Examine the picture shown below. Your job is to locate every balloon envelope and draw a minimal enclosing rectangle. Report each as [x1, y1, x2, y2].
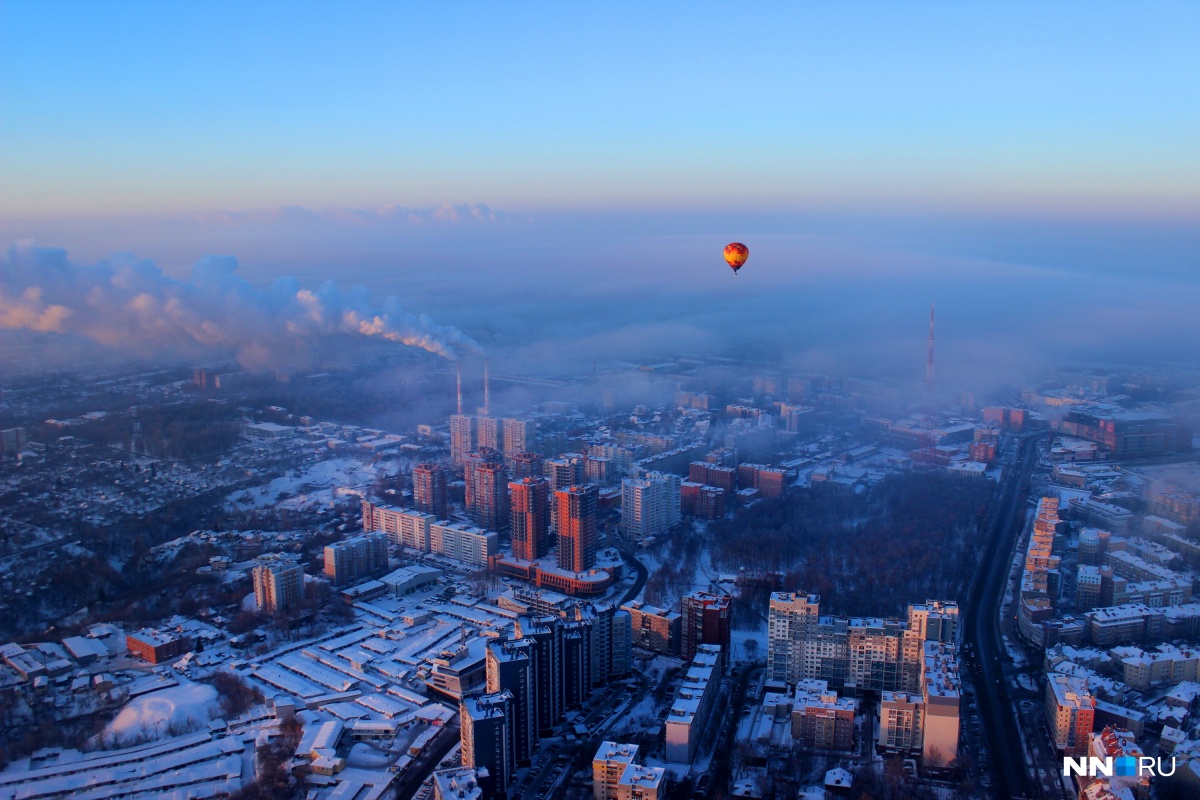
[723, 242, 749, 274]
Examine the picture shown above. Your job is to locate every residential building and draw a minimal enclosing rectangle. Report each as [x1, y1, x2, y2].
[515, 615, 565, 734]
[920, 641, 961, 768]
[465, 449, 509, 531]
[126, 629, 191, 665]
[510, 477, 550, 561]
[450, 414, 474, 465]
[460, 691, 513, 798]
[592, 742, 665, 800]
[768, 593, 954, 695]
[1057, 409, 1190, 458]
[502, 418, 536, 457]
[906, 601, 959, 644]
[486, 639, 536, 766]
[737, 463, 788, 497]
[324, 532, 388, 586]
[593, 741, 638, 800]
[556, 484, 599, 573]
[664, 645, 722, 764]
[430, 521, 497, 567]
[680, 591, 732, 663]
[688, 461, 737, 493]
[477, 416, 501, 452]
[545, 454, 585, 492]
[792, 683, 856, 751]
[620, 472, 681, 539]
[362, 502, 434, 552]
[1046, 672, 1096, 758]
[880, 692, 924, 754]
[680, 482, 725, 519]
[413, 462, 448, 519]
[622, 601, 681, 656]
[617, 765, 664, 800]
[253, 560, 305, 613]
[508, 451, 544, 480]
[432, 767, 487, 800]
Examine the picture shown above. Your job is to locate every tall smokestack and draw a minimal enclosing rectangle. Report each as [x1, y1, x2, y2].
[926, 302, 935, 391]
[484, 358, 491, 416]
[456, 363, 463, 415]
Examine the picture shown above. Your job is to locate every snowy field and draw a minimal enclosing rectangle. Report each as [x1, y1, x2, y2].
[99, 680, 219, 746]
[224, 457, 398, 512]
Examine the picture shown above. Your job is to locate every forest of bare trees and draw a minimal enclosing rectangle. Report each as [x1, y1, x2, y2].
[710, 471, 995, 618]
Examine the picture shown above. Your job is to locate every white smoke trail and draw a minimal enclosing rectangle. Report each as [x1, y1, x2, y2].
[0, 241, 482, 366]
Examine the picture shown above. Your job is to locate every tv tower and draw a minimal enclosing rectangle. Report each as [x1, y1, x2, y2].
[926, 303, 935, 391]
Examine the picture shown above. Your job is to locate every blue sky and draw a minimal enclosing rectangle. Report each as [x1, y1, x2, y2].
[2, 2, 1199, 380]
[3, 2, 1198, 216]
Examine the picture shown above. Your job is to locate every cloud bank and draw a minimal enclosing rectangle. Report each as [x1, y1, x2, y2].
[0, 241, 481, 368]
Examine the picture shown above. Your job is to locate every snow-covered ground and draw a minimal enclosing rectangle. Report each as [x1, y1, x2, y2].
[607, 695, 657, 736]
[100, 680, 219, 746]
[224, 457, 396, 512]
[731, 619, 769, 664]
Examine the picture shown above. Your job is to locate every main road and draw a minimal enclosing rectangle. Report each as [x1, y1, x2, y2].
[963, 433, 1045, 800]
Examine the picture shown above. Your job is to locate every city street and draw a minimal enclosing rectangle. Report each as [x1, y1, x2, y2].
[963, 433, 1044, 799]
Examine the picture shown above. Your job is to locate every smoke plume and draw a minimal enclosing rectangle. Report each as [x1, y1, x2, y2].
[0, 241, 481, 367]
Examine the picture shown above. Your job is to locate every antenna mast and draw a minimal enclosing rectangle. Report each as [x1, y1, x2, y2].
[926, 303, 935, 391]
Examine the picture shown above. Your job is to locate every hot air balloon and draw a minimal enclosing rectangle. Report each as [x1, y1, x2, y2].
[723, 242, 749, 275]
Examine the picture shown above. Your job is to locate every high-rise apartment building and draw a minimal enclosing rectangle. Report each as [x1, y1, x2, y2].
[508, 451, 544, 480]
[585, 605, 632, 686]
[920, 641, 961, 767]
[585, 456, 612, 486]
[587, 443, 639, 478]
[502, 418, 536, 456]
[768, 593, 959, 696]
[460, 691, 513, 798]
[544, 454, 585, 492]
[252, 560, 305, 613]
[680, 591, 732, 662]
[556, 484, 598, 573]
[906, 600, 960, 644]
[323, 532, 388, 586]
[1046, 672, 1096, 758]
[510, 477, 550, 561]
[562, 616, 594, 709]
[481, 610, 628, 765]
[413, 462, 448, 519]
[515, 615, 564, 734]
[477, 416, 501, 452]
[486, 639, 536, 766]
[620, 472, 681, 539]
[622, 601, 681, 656]
[450, 414, 474, 465]
[465, 449, 508, 531]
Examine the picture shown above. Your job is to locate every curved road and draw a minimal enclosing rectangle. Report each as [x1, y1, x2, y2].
[964, 433, 1044, 800]
[616, 542, 649, 606]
